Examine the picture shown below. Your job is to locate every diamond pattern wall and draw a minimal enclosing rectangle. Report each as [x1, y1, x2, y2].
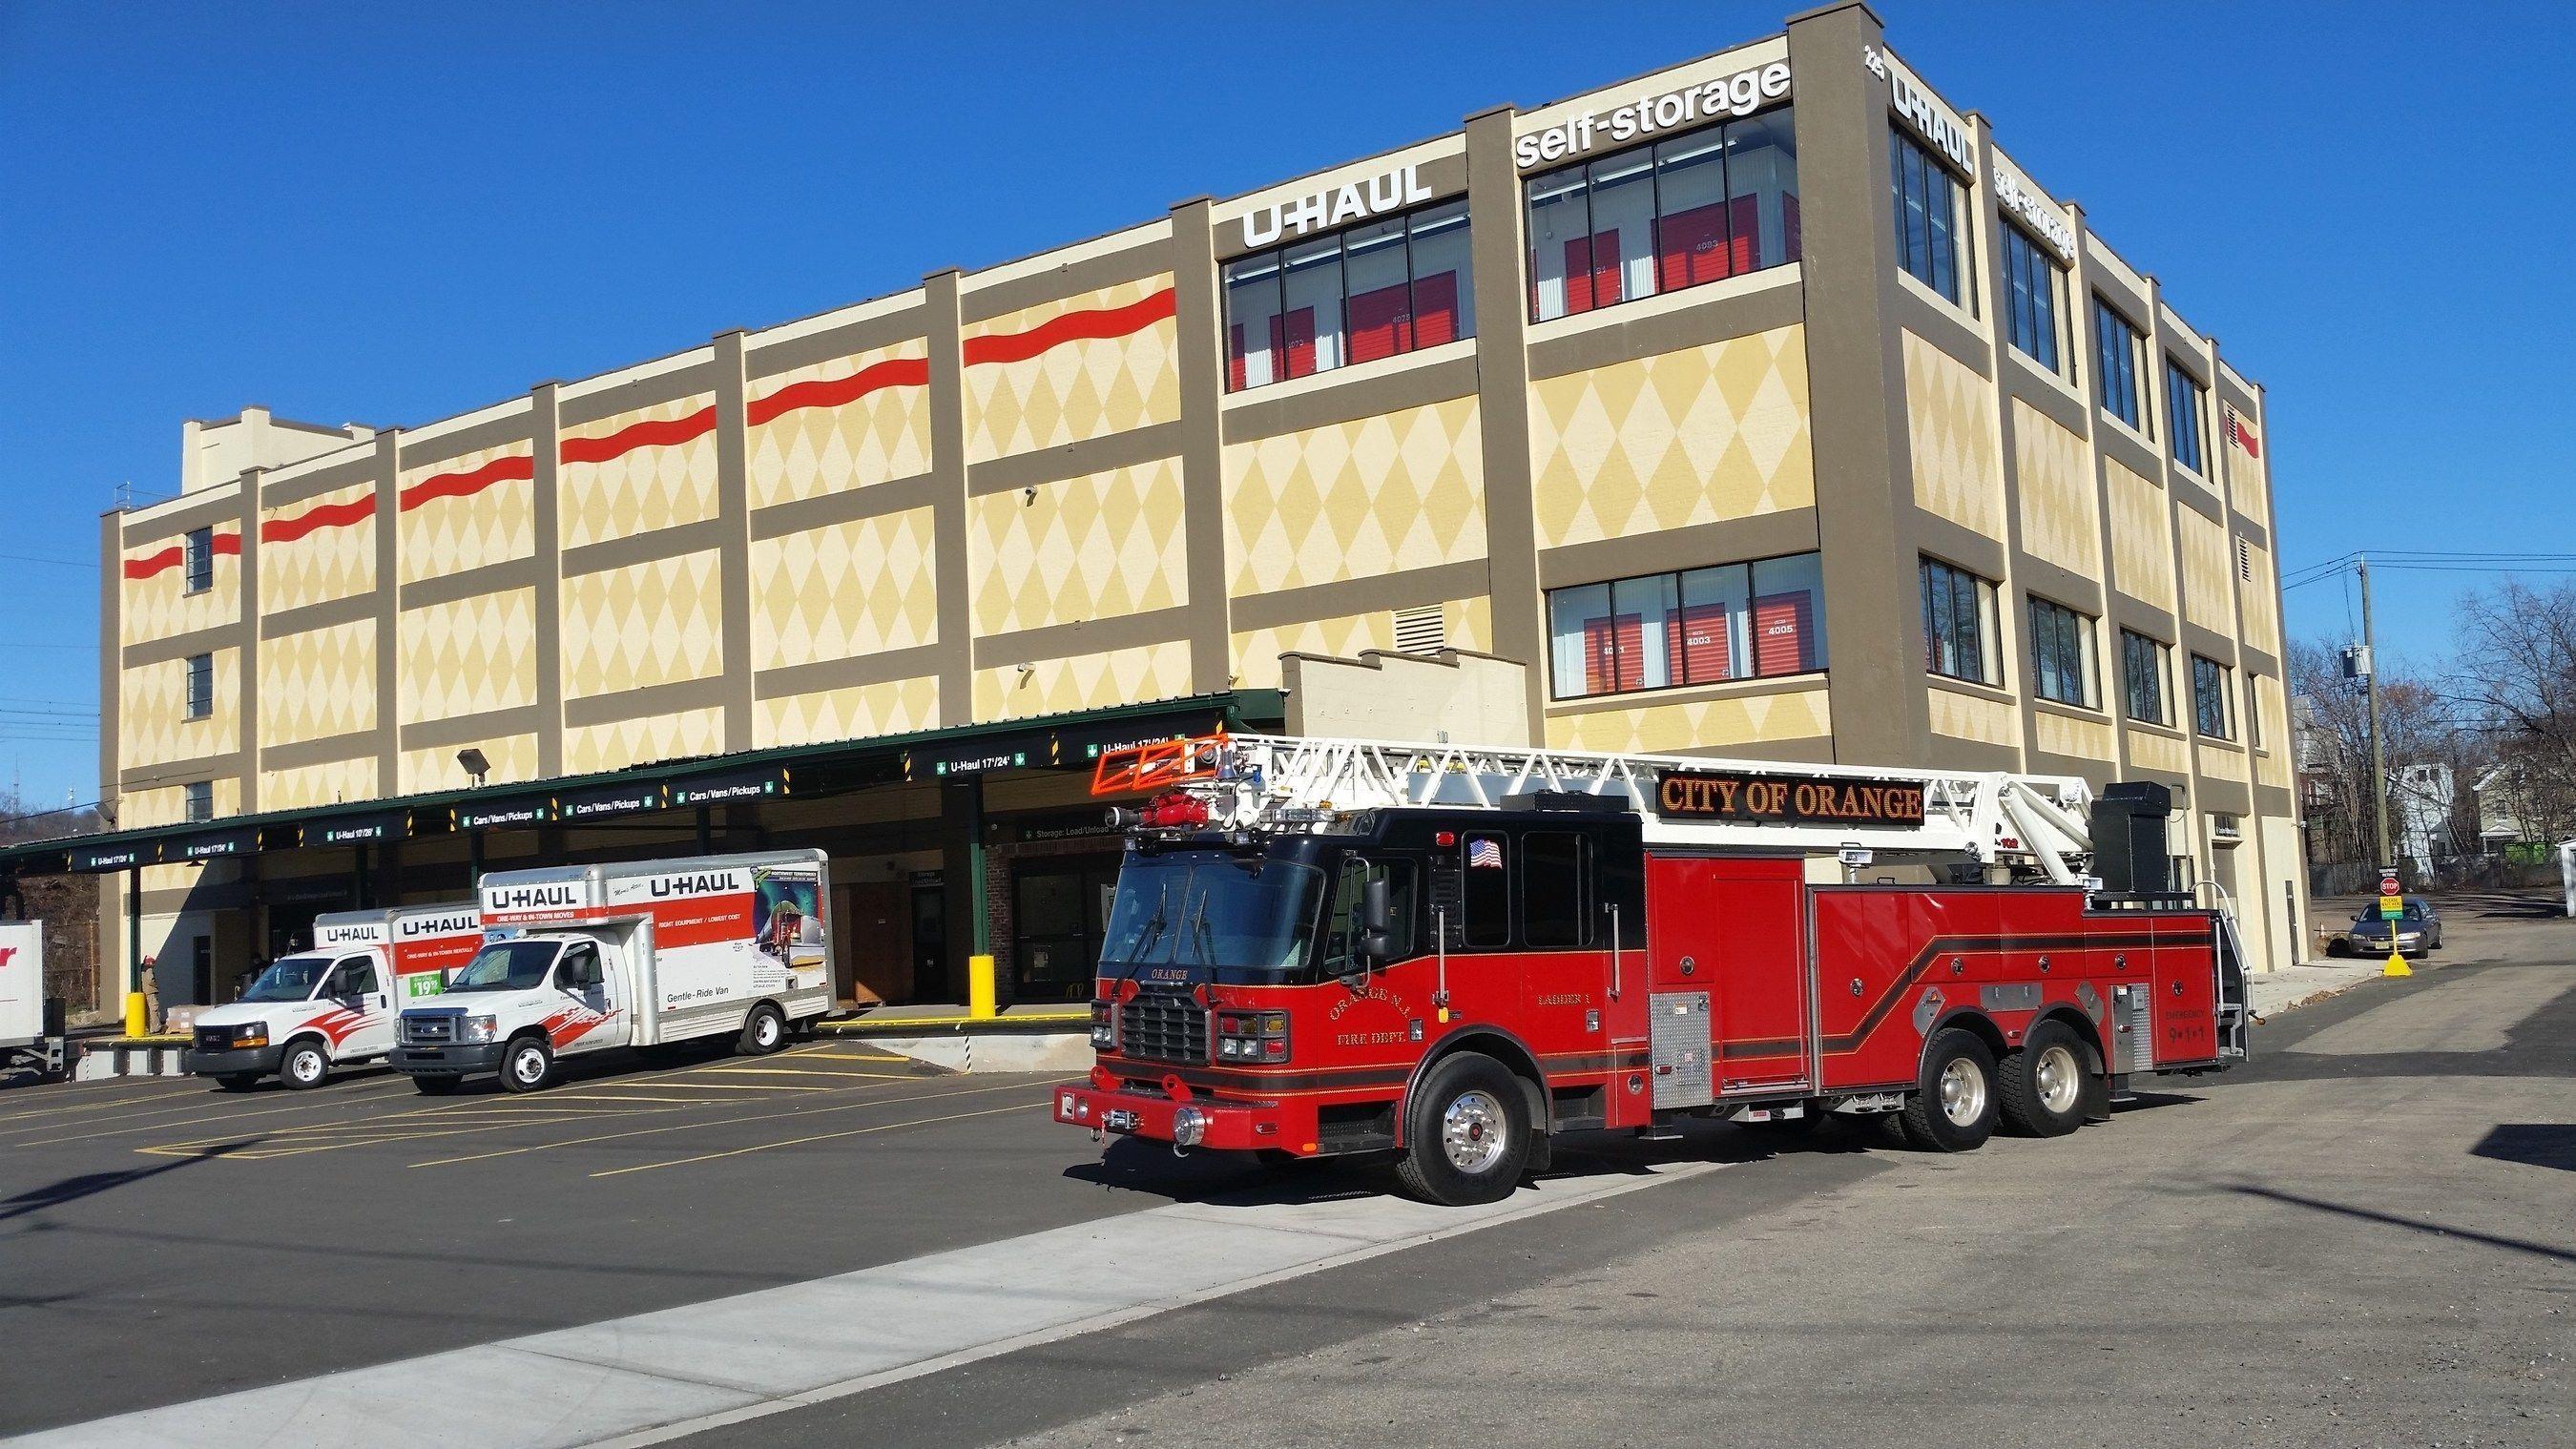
[2235, 538, 2279, 655]
[1928, 686, 2017, 747]
[398, 588, 537, 722]
[2106, 460, 2175, 611]
[754, 676, 943, 750]
[972, 640, 1193, 724]
[560, 550, 724, 702]
[2011, 401, 2099, 579]
[746, 341, 932, 510]
[397, 441, 535, 584]
[2254, 675, 2291, 788]
[2196, 741, 2249, 785]
[260, 482, 376, 614]
[1528, 324, 1813, 551]
[751, 507, 938, 671]
[258, 619, 377, 746]
[1902, 330, 2004, 542]
[1228, 596, 1493, 692]
[563, 707, 726, 777]
[400, 733, 539, 797]
[2176, 507, 2232, 635]
[1224, 397, 1484, 596]
[122, 542, 239, 646]
[118, 777, 243, 831]
[119, 649, 238, 770]
[558, 396, 720, 551]
[262, 756, 380, 813]
[2127, 726, 2189, 776]
[2034, 709, 2114, 763]
[962, 276, 1179, 465]
[973, 457, 1186, 636]
[2225, 430, 2268, 522]
[1544, 684, 1831, 755]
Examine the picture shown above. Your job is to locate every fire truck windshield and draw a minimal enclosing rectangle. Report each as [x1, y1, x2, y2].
[1099, 850, 1327, 979]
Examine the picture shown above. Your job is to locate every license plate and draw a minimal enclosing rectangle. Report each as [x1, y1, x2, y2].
[1103, 1108, 1141, 1133]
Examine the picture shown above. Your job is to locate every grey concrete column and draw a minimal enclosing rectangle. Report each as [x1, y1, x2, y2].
[530, 383, 566, 779]
[923, 270, 974, 724]
[371, 430, 401, 792]
[95, 507, 121, 1018]
[1167, 197, 1234, 693]
[1964, 113, 2035, 774]
[1784, 2, 1927, 766]
[236, 466, 264, 815]
[1462, 104, 1545, 735]
[712, 329, 756, 750]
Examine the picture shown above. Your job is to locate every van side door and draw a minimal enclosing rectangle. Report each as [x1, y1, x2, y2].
[340, 953, 395, 1059]
[549, 939, 620, 1056]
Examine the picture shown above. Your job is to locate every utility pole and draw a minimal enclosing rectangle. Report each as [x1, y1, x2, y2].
[2358, 554, 2395, 874]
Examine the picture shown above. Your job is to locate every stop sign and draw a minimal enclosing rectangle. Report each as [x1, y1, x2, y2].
[2379, 874, 2400, 897]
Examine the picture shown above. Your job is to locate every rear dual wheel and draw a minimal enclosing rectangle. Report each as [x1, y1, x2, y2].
[1998, 1020, 2092, 1138]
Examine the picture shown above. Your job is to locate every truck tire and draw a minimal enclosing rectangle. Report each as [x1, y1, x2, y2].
[499, 1035, 555, 1093]
[1899, 1028, 1998, 1152]
[215, 1072, 263, 1092]
[737, 1004, 786, 1056]
[279, 1039, 331, 1091]
[411, 1075, 464, 1096]
[1997, 1020, 2088, 1138]
[1392, 1052, 1529, 1207]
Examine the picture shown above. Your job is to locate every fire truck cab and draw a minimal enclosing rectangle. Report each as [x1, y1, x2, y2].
[1052, 735, 2248, 1206]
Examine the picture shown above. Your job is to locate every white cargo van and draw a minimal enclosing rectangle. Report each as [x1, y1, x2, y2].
[188, 902, 483, 1090]
[390, 849, 834, 1094]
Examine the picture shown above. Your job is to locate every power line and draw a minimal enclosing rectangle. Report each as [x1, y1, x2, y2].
[0, 552, 94, 569]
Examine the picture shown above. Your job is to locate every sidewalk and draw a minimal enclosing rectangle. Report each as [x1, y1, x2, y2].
[2250, 957, 2396, 1019]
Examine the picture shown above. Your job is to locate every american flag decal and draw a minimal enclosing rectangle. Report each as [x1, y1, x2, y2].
[1467, 838, 1504, 869]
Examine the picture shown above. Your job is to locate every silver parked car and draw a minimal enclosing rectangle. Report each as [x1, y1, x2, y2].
[2329, 897, 2442, 956]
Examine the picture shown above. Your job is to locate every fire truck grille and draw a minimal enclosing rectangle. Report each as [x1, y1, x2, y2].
[1116, 995, 1207, 1065]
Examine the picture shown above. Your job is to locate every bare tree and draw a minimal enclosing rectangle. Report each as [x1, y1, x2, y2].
[2291, 640, 2484, 867]
[2453, 580, 2576, 844]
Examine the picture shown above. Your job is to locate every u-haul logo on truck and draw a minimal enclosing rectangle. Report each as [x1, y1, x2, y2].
[486, 882, 581, 912]
[397, 911, 481, 940]
[315, 922, 384, 947]
[623, 868, 750, 902]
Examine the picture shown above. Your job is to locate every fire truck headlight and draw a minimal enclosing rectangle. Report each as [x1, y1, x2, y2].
[1173, 1106, 1208, 1147]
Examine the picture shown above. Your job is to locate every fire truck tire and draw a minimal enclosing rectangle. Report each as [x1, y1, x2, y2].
[1998, 1020, 2088, 1138]
[1394, 1052, 1530, 1206]
[1899, 1029, 1998, 1152]
[500, 1035, 555, 1093]
[215, 1072, 263, 1091]
[737, 1004, 787, 1055]
[279, 1039, 330, 1091]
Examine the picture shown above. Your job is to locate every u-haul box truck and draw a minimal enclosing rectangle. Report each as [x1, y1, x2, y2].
[2, 921, 52, 1074]
[188, 902, 483, 1090]
[390, 849, 834, 1094]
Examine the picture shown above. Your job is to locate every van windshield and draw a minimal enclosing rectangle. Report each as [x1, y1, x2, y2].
[446, 940, 560, 993]
[240, 955, 332, 1003]
[1099, 851, 1325, 979]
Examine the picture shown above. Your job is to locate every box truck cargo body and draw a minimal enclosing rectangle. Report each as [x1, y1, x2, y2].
[390, 849, 834, 1093]
[188, 902, 483, 1089]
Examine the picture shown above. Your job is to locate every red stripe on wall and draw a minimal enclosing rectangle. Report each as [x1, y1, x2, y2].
[961, 286, 1176, 367]
[558, 405, 718, 466]
[122, 529, 240, 580]
[260, 493, 377, 545]
[398, 452, 534, 513]
[746, 356, 930, 426]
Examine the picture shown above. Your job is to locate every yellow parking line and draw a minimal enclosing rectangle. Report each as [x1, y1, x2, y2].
[408, 1078, 1049, 1169]
[10, 1087, 426, 1148]
[679, 1066, 920, 1080]
[138, 1104, 699, 1159]
[790, 1050, 909, 1063]
[0, 1082, 213, 1124]
[590, 1103, 1034, 1177]
[588, 1081, 836, 1091]
[0, 1078, 418, 1138]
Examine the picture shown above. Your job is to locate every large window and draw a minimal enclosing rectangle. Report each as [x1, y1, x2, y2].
[1547, 552, 1826, 700]
[2166, 360, 2209, 474]
[2121, 629, 2171, 726]
[1890, 129, 1970, 305]
[1527, 110, 1799, 323]
[1519, 833, 1591, 948]
[1223, 200, 1471, 392]
[183, 528, 215, 594]
[2192, 654, 2233, 739]
[2095, 298, 2149, 433]
[185, 652, 213, 720]
[1921, 557, 1999, 685]
[2026, 597, 2097, 708]
[183, 780, 213, 823]
[2002, 223, 2067, 375]
[1461, 833, 1511, 947]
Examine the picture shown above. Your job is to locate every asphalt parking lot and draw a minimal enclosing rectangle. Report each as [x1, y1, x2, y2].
[0, 1043, 1102, 1437]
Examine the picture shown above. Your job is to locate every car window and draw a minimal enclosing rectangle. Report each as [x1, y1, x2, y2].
[330, 956, 379, 996]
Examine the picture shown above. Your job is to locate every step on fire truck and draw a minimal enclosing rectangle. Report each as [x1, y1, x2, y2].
[1052, 734, 2248, 1206]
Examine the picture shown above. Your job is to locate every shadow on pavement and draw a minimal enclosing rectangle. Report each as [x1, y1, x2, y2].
[0, 1143, 243, 1223]
[2470, 1123, 2576, 1173]
[2226, 1181, 2576, 1264]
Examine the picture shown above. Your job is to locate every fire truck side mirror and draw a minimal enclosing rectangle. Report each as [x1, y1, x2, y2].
[1356, 878, 1393, 965]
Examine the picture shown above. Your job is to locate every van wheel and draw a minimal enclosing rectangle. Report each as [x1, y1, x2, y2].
[279, 1040, 330, 1091]
[411, 1075, 464, 1096]
[1393, 1052, 1529, 1206]
[500, 1036, 554, 1093]
[1900, 1028, 1998, 1152]
[215, 1072, 262, 1092]
[737, 1004, 786, 1056]
[1998, 1020, 2089, 1138]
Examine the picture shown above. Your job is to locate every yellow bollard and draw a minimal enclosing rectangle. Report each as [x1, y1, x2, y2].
[123, 991, 148, 1038]
[2382, 949, 2413, 979]
[967, 953, 998, 1019]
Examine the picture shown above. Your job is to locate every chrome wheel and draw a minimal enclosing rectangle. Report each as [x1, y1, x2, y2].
[1937, 1057, 1988, 1128]
[285, 1047, 324, 1086]
[509, 1045, 548, 1087]
[1441, 1088, 1509, 1174]
[2032, 1044, 2081, 1115]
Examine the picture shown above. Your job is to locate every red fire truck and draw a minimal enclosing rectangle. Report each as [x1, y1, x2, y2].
[1051, 734, 2248, 1206]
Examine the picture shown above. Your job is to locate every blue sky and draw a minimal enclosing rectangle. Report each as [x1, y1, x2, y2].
[4, 1, 2568, 807]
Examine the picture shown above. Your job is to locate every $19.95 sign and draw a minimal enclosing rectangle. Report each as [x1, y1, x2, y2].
[1654, 769, 1926, 828]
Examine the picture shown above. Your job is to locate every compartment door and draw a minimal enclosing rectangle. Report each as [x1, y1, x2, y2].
[1646, 855, 1810, 1092]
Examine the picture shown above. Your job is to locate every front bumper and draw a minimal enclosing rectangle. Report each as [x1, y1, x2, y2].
[389, 1042, 507, 1075]
[189, 1044, 282, 1076]
[1050, 1083, 1319, 1154]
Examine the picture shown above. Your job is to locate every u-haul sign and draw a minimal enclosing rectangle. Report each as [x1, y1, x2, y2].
[483, 880, 586, 917]
[315, 919, 387, 948]
[609, 868, 752, 907]
[398, 910, 481, 941]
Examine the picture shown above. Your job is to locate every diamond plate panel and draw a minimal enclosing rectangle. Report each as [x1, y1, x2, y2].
[972, 640, 1193, 724]
[1223, 397, 1485, 595]
[1543, 684, 1830, 755]
[259, 481, 377, 614]
[258, 619, 377, 746]
[753, 676, 943, 750]
[396, 441, 536, 584]
[559, 550, 724, 702]
[558, 396, 720, 551]
[1529, 324, 1813, 550]
[751, 507, 938, 671]
[962, 276, 1179, 465]
[972, 457, 1186, 636]
[2012, 400, 2099, 579]
[1903, 330, 2003, 542]
[745, 341, 932, 510]
[398, 588, 537, 723]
